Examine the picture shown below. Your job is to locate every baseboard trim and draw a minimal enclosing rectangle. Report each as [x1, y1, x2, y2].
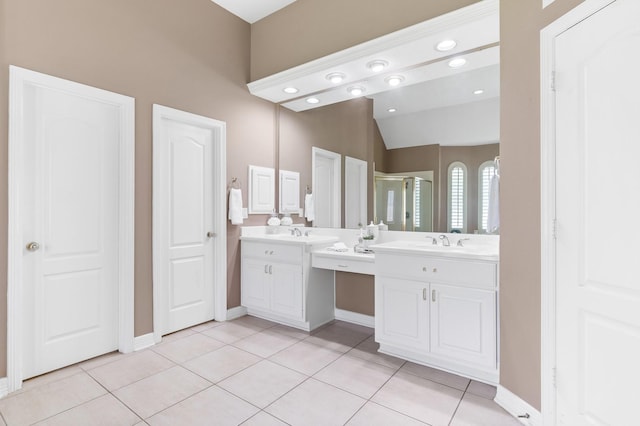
[133, 333, 156, 351]
[495, 385, 542, 426]
[334, 309, 375, 328]
[0, 377, 8, 399]
[226, 306, 248, 321]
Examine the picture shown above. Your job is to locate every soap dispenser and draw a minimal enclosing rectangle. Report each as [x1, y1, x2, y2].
[367, 221, 379, 240]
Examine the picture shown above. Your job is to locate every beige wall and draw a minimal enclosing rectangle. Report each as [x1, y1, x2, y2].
[0, 0, 277, 375]
[250, 0, 480, 80]
[500, 0, 584, 409]
[335, 273, 374, 316]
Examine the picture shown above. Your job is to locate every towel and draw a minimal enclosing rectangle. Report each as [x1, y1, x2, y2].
[487, 174, 500, 232]
[228, 188, 243, 225]
[304, 193, 315, 222]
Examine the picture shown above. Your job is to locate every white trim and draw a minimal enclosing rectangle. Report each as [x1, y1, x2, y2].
[134, 333, 156, 351]
[334, 309, 374, 328]
[226, 305, 248, 321]
[312, 147, 342, 228]
[7, 66, 135, 393]
[539, 1, 615, 424]
[543, 0, 557, 8]
[495, 386, 542, 426]
[152, 104, 228, 344]
[0, 378, 8, 399]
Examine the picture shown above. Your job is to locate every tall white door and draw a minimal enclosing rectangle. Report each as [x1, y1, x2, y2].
[555, 1, 640, 424]
[18, 74, 130, 379]
[312, 147, 341, 228]
[154, 106, 220, 336]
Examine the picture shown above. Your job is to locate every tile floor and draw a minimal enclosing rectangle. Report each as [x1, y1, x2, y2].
[0, 317, 521, 425]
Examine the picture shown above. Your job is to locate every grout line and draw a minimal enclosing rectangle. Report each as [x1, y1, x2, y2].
[447, 380, 471, 426]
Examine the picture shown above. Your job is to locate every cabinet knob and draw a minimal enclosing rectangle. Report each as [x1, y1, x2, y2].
[269, 250, 274, 255]
[422, 267, 427, 272]
[432, 268, 437, 273]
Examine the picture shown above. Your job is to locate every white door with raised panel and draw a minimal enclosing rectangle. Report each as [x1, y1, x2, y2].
[375, 277, 428, 351]
[13, 68, 134, 380]
[430, 283, 495, 368]
[241, 258, 270, 310]
[154, 105, 223, 336]
[554, 1, 640, 424]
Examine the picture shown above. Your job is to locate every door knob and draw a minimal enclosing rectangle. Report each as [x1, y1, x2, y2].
[26, 241, 40, 252]
[206, 232, 216, 238]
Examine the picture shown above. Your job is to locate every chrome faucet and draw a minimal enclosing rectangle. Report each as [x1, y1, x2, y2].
[457, 238, 470, 247]
[290, 228, 302, 237]
[439, 234, 450, 247]
[425, 236, 438, 245]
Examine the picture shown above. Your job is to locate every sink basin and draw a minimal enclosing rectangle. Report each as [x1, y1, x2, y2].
[370, 239, 499, 261]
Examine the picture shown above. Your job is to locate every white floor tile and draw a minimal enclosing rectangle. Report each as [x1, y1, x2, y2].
[450, 393, 522, 426]
[346, 402, 427, 425]
[87, 350, 175, 391]
[183, 345, 261, 383]
[265, 378, 366, 426]
[314, 355, 396, 399]
[400, 361, 470, 391]
[34, 394, 141, 426]
[269, 340, 343, 375]
[233, 329, 299, 358]
[152, 333, 225, 363]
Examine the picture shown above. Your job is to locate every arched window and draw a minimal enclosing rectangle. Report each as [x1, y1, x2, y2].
[448, 161, 467, 233]
[478, 161, 497, 232]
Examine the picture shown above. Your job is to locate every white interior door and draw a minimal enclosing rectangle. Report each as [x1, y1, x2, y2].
[312, 147, 341, 228]
[345, 156, 367, 229]
[14, 69, 134, 380]
[154, 105, 226, 337]
[555, 1, 640, 424]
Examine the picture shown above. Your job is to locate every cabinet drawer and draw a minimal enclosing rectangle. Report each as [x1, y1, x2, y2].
[376, 254, 496, 288]
[312, 254, 375, 275]
[242, 241, 302, 264]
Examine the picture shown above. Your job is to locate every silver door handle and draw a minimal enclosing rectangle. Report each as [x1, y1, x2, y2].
[206, 232, 216, 238]
[264, 265, 269, 274]
[26, 242, 40, 252]
[423, 288, 427, 300]
[432, 289, 436, 302]
[269, 265, 273, 275]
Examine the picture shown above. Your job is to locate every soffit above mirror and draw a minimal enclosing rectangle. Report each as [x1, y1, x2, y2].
[247, 0, 499, 112]
[210, 0, 298, 24]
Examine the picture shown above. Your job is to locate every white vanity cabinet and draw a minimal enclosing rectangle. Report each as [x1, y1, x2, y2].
[375, 250, 498, 384]
[241, 237, 335, 331]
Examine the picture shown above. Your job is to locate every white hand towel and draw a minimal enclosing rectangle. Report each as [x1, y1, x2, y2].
[487, 174, 500, 232]
[304, 193, 315, 222]
[228, 188, 244, 225]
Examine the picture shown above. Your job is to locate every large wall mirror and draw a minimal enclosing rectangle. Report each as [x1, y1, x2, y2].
[270, 2, 499, 234]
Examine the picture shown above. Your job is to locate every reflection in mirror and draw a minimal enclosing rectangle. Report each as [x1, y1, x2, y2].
[312, 147, 341, 228]
[345, 156, 368, 229]
[374, 172, 433, 232]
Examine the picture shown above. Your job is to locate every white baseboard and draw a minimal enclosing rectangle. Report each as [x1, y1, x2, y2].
[226, 305, 248, 321]
[0, 377, 7, 399]
[495, 385, 542, 426]
[334, 309, 375, 328]
[134, 333, 156, 351]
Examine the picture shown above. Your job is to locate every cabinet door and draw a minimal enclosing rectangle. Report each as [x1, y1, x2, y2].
[375, 277, 428, 351]
[270, 263, 303, 319]
[241, 258, 270, 310]
[430, 283, 496, 368]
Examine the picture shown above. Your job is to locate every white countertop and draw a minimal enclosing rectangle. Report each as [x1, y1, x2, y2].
[370, 240, 499, 262]
[240, 234, 339, 246]
[312, 248, 375, 262]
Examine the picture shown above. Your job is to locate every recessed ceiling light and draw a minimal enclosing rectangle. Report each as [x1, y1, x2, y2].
[385, 75, 405, 87]
[435, 39, 457, 52]
[473, 89, 485, 95]
[283, 87, 299, 94]
[348, 86, 365, 96]
[326, 72, 346, 84]
[306, 97, 320, 104]
[388, 108, 397, 113]
[448, 57, 467, 68]
[367, 60, 388, 73]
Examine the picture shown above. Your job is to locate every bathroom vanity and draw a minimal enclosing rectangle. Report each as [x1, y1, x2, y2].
[372, 240, 499, 384]
[240, 233, 338, 331]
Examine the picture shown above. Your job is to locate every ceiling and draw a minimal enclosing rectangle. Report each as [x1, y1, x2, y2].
[210, 0, 298, 23]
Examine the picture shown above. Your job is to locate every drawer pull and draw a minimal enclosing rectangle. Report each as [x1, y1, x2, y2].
[338, 264, 349, 268]
[433, 268, 437, 273]
[264, 250, 269, 255]
[423, 288, 427, 300]
[432, 289, 436, 302]
[269, 265, 273, 275]
[264, 264, 268, 274]
[269, 251, 274, 255]
[422, 267, 427, 272]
